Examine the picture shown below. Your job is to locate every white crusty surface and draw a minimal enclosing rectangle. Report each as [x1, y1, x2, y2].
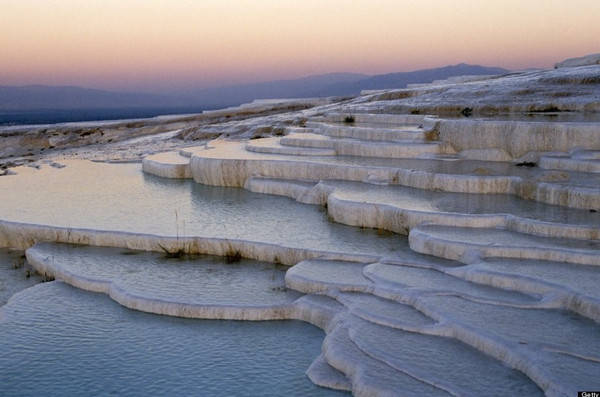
[2, 58, 600, 396]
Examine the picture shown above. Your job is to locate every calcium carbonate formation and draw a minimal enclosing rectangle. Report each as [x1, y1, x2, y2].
[1, 61, 600, 396]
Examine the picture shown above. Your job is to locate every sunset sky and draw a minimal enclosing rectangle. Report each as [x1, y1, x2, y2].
[1, 0, 599, 93]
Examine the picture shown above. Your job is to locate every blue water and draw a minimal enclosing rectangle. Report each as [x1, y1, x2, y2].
[0, 248, 41, 305]
[0, 107, 220, 126]
[0, 282, 346, 396]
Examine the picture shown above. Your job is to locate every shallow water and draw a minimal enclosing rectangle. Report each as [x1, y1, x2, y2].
[330, 181, 600, 227]
[29, 243, 302, 306]
[0, 282, 346, 397]
[0, 160, 401, 257]
[0, 248, 41, 305]
[424, 295, 600, 359]
[476, 258, 600, 299]
[365, 263, 537, 304]
[336, 292, 434, 328]
[422, 295, 600, 392]
[419, 225, 600, 251]
[349, 316, 543, 396]
[289, 260, 371, 287]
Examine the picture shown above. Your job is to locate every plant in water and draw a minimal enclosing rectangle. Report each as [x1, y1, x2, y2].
[225, 249, 242, 263]
[272, 127, 285, 136]
[157, 209, 188, 259]
[41, 272, 55, 282]
[12, 255, 25, 269]
[424, 128, 440, 142]
[158, 243, 186, 259]
[515, 161, 537, 167]
[536, 106, 561, 113]
[376, 228, 393, 236]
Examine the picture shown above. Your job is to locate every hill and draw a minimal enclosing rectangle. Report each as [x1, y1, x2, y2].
[0, 64, 509, 112]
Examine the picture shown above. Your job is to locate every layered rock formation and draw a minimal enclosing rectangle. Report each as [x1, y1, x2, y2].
[1, 58, 599, 396]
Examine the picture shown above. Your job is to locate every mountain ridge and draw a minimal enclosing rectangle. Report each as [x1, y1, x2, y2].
[0, 63, 509, 111]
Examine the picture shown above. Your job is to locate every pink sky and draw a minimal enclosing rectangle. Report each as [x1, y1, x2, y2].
[1, 0, 599, 93]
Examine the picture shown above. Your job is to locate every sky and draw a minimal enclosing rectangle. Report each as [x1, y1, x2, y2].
[1, 0, 599, 93]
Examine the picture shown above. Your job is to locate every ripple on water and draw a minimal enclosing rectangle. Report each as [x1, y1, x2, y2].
[0, 248, 41, 306]
[422, 295, 600, 392]
[365, 263, 538, 304]
[28, 243, 302, 306]
[0, 282, 347, 397]
[422, 295, 600, 359]
[348, 316, 543, 397]
[336, 292, 435, 329]
[475, 258, 600, 300]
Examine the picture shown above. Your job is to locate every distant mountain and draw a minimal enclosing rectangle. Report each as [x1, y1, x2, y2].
[182, 72, 368, 107]
[311, 63, 510, 96]
[0, 73, 367, 112]
[182, 64, 508, 104]
[0, 85, 180, 111]
[0, 64, 509, 113]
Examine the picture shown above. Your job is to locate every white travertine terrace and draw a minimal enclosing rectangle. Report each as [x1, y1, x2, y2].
[540, 149, 600, 173]
[144, 138, 600, 210]
[2, 60, 600, 396]
[349, 64, 600, 114]
[137, 71, 599, 393]
[141, 151, 191, 178]
[436, 119, 600, 160]
[555, 53, 600, 69]
[245, 137, 337, 156]
[0, 219, 380, 265]
[241, 178, 600, 240]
